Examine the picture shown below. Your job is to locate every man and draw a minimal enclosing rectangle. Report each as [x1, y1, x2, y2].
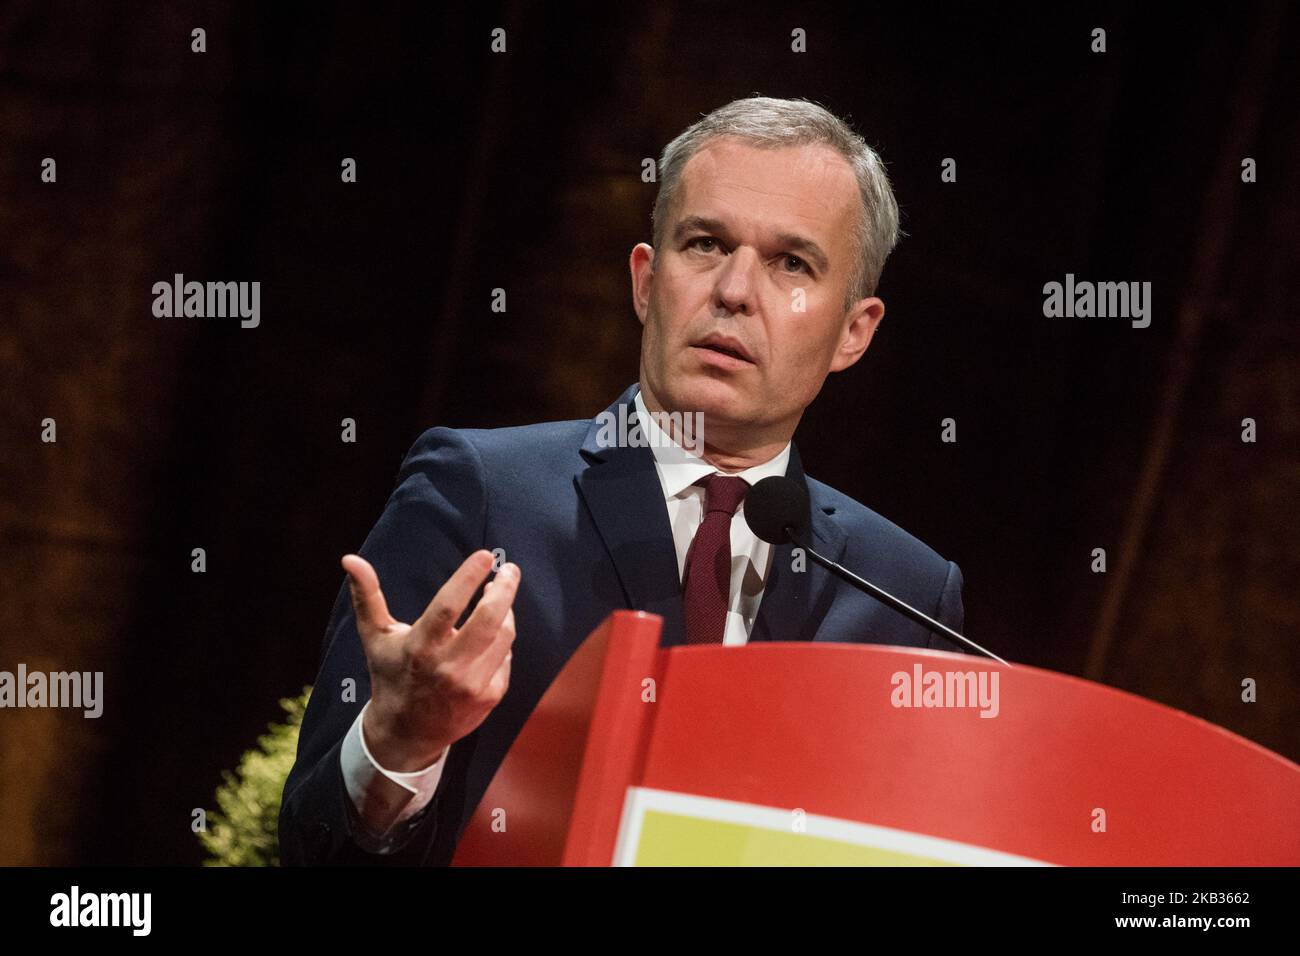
[279, 96, 966, 866]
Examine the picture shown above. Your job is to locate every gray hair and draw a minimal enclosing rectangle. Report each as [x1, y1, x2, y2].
[651, 96, 902, 308]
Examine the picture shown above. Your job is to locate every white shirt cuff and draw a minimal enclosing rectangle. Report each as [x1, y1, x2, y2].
[340, 700, 449, 845]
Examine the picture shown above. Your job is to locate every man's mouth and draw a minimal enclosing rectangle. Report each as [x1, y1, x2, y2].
[691, 335, 756, 365]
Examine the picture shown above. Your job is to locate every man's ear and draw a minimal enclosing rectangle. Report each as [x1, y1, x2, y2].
[629, 243, 655, 325]
[829, 296, 885, 373]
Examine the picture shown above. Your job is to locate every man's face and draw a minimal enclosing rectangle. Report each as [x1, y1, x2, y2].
[631, 136, 885, 454]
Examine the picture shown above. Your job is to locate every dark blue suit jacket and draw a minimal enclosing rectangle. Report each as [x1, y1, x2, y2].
[279, 383, 965, 865]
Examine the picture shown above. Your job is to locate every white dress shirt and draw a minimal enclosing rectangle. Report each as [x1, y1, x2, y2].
[339, 387, 793, 848]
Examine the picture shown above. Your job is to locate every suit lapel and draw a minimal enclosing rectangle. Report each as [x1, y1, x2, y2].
[749, 442, 847, 644]
[573, 385, 687, 647]
[573, 384, 845, 648]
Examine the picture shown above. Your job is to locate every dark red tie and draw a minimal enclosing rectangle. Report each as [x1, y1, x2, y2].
[682, 474, 749, 645]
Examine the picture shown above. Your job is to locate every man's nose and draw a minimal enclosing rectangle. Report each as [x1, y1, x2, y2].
[712, 246, 760, 315]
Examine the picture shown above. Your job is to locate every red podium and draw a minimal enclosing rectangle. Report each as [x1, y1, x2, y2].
[451, 611, 1300, 866]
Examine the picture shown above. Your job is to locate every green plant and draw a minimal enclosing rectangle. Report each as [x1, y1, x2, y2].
[199, 686, 311, 866]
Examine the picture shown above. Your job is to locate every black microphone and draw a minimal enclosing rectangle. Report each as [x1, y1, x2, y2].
[745, 475, 1010, 666]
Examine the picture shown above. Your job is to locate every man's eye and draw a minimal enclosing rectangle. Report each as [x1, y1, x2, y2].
[781, 254, 809, 274]
[688, 236, 719, 253]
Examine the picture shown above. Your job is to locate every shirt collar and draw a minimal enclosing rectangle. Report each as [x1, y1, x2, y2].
[633, 387, 793, 500]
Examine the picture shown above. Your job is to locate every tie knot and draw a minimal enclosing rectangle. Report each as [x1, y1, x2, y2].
[695, 474, 749, 517]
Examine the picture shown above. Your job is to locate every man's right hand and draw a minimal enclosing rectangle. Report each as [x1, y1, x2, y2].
[342, 549, 519, 772]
